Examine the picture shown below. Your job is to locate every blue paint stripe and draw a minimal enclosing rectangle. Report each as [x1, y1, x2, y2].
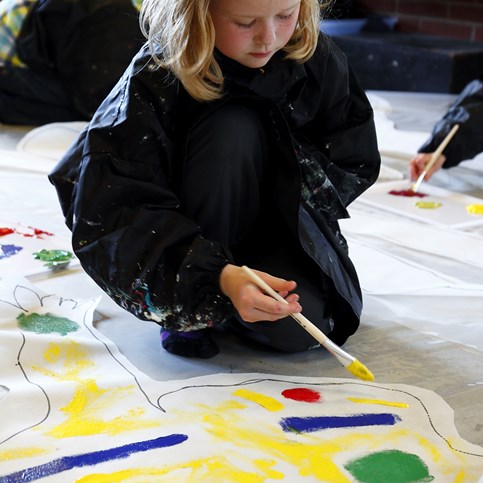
[280, 413, 401, 433]
[0, 433, 187, 482]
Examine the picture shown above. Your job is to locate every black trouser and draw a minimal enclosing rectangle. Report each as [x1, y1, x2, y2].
[180, 104, 332, 352]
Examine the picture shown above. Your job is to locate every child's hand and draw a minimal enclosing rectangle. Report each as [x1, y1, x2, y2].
[409, 152, 446, 181]
[220, 264, 301, 323]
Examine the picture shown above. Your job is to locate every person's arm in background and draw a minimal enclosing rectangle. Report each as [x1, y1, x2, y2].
[409, 79, 483, 181]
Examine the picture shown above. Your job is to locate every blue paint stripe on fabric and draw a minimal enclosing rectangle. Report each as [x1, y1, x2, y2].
[280, 413, 401, 433]
[0, 433, 188, 482]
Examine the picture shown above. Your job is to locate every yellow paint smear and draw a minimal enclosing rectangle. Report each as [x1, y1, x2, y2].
[76, 456, 284, 483]
[0, 447, 47, 462]
[414, 201, 442, 209]
[347, 359, 375, 381]
[36, 341, 160, 438]
[347, 397, 409, 408]
[232, 389, 284, 412]
[466, 204, 483, 215]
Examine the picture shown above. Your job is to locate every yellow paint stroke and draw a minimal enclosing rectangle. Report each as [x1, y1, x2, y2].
[466, 204, 483, 215]
[76, 456, 285, 483]
[415, 201, 442, 209]
[32, 341, 160, 438]
[0, 447, 48, 462]
[233, 389, 284, 412]
[347, 397, 409, 408]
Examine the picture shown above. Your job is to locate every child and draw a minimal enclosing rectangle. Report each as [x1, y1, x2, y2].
[49, 0, 380, 359]
[409, 79, 483, 182]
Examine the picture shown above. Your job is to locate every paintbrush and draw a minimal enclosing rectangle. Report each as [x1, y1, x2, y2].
[410, 124, 460, 193]
[241, 265, 374, 382]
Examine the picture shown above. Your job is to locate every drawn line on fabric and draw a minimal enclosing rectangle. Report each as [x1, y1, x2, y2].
[157, 378, 483, 458]
[80, 307, 167, 414]
[0, 332, 51, 446]
[0, 434, 188, 483]
[0, 284, 83, 313]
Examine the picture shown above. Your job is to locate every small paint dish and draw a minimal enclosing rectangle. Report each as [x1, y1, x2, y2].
[466, 204, 483, 215]
[33, 249, 74, 271]
[414, 201, 442, 209]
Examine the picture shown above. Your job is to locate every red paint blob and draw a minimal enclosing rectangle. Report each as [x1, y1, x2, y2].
[388, 189, 427, 198]
[281, 388, 321, 403]
[0, 227, 14, 236]
[31, 227, 54, 237]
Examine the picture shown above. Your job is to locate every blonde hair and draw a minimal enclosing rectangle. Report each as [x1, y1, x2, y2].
[140, 0, 331, 102]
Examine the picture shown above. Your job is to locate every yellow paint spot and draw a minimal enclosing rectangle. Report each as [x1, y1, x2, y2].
[466, 204, 483, 215]
[0, 447, 47, 461]
[347, 360, 374, 381]
[233, 389, 284, 412]
[347, 397, 409, 408]
[414, 201, 443, 209]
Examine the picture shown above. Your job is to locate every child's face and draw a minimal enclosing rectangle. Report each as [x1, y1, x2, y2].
[209, 0, 301, 69]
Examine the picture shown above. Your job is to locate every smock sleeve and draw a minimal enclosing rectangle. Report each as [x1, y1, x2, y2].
[49, 51, 234, 332]
[418, 79, 483, 168]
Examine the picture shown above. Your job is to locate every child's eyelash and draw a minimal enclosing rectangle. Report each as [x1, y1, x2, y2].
[277, 12, 294, 21]
[236, 21, 255, 28]
[235, 11, 295, 28]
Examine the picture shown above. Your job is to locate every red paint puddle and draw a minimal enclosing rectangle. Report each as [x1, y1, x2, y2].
[388, 189, 427, 198]
[281, 388, 321, 403]
[0, 226, 53, 239]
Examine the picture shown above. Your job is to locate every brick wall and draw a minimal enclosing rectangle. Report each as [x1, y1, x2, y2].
[356, 0, 483, 42]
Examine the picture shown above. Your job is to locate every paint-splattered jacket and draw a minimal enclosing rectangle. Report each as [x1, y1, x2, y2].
[49, 35, 380, 346]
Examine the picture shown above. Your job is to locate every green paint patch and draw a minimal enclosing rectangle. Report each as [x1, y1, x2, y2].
[345, 450, 434, 483]
[17, 312, 80, 336]
[33, 249, 74, 269]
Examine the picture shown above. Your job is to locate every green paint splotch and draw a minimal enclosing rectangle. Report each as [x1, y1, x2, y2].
[17, 312, 80, 336]
[345, 450, 434, 483]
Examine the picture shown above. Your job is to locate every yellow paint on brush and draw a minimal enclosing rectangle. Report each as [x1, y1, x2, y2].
[347, 359, 375, 381]
[347, 397, 409, 408]
[466, 204, 483, 215]
[233, 389, 284, 412]
[414, 201, 442, 209]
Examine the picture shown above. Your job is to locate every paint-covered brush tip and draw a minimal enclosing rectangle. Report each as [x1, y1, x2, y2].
[347, 359, 375, 382]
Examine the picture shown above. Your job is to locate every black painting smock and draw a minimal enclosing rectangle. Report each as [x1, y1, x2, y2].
[49, 35, 381, 347]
